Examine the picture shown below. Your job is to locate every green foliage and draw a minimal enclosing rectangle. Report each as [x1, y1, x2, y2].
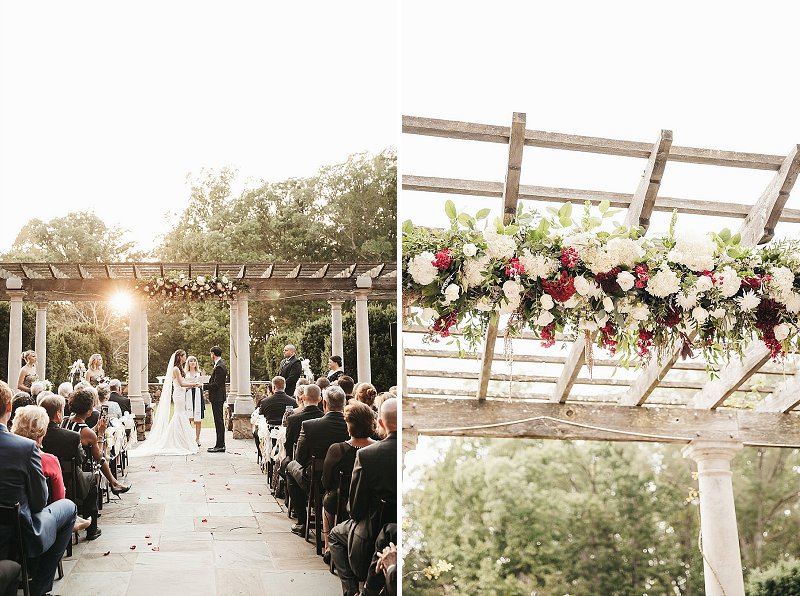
[47, 323, 120, 385]
[746, 558, 800, 595]
[0, 302, 36, 382]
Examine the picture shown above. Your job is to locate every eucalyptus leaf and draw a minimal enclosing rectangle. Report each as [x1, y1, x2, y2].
[445, 200, 457, 220]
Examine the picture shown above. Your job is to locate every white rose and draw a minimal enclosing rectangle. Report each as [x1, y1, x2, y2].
[498, 294, 521, 314]
[221, 276, 229, 284]
[562, 296, 579, 309]
[462, 243, 478, 257]
[692, 307, 709, 324]
[774, 323, 790, 341]
[574, 276, 601, 298]
[602, 297, 614, 312]
[579, 318, 599, 331]
[540, 294, 555, 310]
[408, 252, 439, 286]
[785, 292, 800, 314]
[717, 266, 742, 298]
[594, 311, 609, 328]
[442, 283, 461, 305]
[476, 297, 494, 312]
[617, 271, 636, 292]
[197, 275, 206, 284]
[630, 304, 650, 321]
[502, 279, 522, 301]
[695, 276, 713, 293]
[711, 307, 726, 319]
[536, 310, 555, 326]
[646, 265, 682, 298]
[735, 291, 760, 312]
[421, 308, 440, 321]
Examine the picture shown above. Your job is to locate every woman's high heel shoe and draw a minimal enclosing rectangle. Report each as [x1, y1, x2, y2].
[111, 483, 132, 496]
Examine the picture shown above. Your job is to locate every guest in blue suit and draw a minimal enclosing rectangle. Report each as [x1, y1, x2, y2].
[0, 380, 76, 596]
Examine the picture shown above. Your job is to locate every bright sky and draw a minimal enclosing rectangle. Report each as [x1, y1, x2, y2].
[0, 1, 397, 254]
[400, 1, 800, 486]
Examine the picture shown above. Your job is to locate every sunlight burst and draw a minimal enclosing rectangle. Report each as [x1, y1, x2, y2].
[109, 292, 133, 315]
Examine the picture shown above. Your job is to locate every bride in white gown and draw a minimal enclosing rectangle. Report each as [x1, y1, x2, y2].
[130, 349, 200, 457]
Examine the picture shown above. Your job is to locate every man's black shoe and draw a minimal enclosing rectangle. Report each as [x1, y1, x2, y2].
[207, 446, 226, 453]
[86, 528, 102, 541]
[290, 523, 305, 536]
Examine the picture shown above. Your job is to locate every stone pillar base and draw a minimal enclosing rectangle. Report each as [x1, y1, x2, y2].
[232, 415, 253, 439]
[135, 417, 146, 442]
[144, 406, 153, 431]
[225, 403, 234, 431]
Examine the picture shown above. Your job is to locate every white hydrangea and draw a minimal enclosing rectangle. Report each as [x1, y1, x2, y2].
[408, 252, 438, 286]
[463, 255, 490, 288]
[518, 250, 558, 279]
[716, 266, 742, 298]
[785, 292, 800, 314]
[667, 233, 717, 272]
[585, 237, 645, 274]
[630, 304, 650, 321]
[695, 276, 713, 293]
[616, 270, 636, 292]
[462, 243, 478, 257]
[646, 266, 681, 298]
[735, 291, 760, 312]
[483, 229, 517, 260]
[676, 291, 699, 310]
[774, 323, 790, 341]
[442, 284, 460, 305]
[771, 266, 795, 296]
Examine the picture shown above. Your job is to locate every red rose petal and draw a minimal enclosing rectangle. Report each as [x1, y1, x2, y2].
[130, 545, 137, 550]
[151, 546, 160, 551]
[191, 479, 197, 483]
[145, 535, 151, 539]
[103, 551, 110, 556]
[147, 542, 153, 546]
[201, 518, 208, 523]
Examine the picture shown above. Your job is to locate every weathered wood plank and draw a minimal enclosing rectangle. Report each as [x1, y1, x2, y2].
[755, 372, 800, 413]
[402, 115, 786, 170]
[739, 145, 800, 245]
[687, 344, 771, 409]
[503, 112, 526, 222]
[477, 314, 499, 400]
[402, 397, 800, 448]
[402, 175, 800, 224]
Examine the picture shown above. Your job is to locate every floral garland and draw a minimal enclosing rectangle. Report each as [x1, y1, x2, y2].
[135, 273, 244, 302]
[403, 201, 800, 371]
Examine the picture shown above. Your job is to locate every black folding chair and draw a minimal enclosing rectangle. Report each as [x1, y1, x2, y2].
[329, 471, 352, 574]
[285, 442, 298, 518]
[305, 456, 325, 555]
[0, 503, 31, 596]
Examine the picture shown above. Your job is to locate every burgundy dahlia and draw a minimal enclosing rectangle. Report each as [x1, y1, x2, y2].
[432, 249, 453, 270]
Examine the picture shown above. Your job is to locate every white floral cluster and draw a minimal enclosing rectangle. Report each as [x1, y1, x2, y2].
[138, 273, 242, 302]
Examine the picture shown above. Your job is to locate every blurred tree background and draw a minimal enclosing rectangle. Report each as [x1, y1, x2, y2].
[404, 438, 800, 596]
[0, 149, 397, 390]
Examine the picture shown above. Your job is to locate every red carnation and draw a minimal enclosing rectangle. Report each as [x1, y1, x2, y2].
[637, 328, 654, 361]
[599, 322, 617, 354]
[634, 263, 649, 289]
[505, 258, 525, 277]
[560, 247, 580, 269]
[432, 249, 453, 271]
[542, 270, 577, 303]
[540, 323, 556, 348]
[742, 275, 763, 290]
[432, 312, 459, 338]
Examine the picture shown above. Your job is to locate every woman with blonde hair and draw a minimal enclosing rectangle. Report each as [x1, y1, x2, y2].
[17, 350, 38, 393]
[12, 404, 92, 532]
[84, 353, 106, 386]
[185, 355, 205, 446]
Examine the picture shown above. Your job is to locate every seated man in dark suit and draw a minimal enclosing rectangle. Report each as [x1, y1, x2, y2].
[287, 385, 349, 536]
[258, 376, 297, 426]
[337, 375, 355, 403]
[280, 383, 324, 474]
[329, 397, 398, 596]
[39, 394, 81, 462]
[0, 380, 77, 596]
[108, 379, 131, 415]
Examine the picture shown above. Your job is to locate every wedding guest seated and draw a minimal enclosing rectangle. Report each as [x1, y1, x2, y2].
[65, 388, 131, 508]
[0, 560, 21, 596]
[281, 384, 324, 475]
[39, 394, 94, 537]
[253, 382, 273, 462]
[258, 376, 297, 426]
[362, 523, 398, 596]
[315, 377, 330, 393]
[321, 401, 376, 561]
[108, 380, 131, 415]
[337, 375, 355, 402]
[29, 382, 46, 401]
[9, 393, 35, 430]
[57, 382, 73, 418]
[329, 397, 397, 595]
[96, 384, 122, 421]
[0, 380, 77, 596]
[287, 386, 349, 536]
[80, 386, 101, 429]
[355, 383, 378, 413]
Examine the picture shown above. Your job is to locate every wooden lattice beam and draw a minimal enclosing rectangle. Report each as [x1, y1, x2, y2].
[401, 175, 800, 224]
[755, 372, 800, 413]
[686, 344, 771, 409]
[553, 130, 672, 404]
[477, 112, 526, 400]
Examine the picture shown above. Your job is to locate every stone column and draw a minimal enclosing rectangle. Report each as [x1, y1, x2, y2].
[234, 295, 253, 413]
[140, 302, 151, 406]
[127, 300, 144, 420]
[228, 299, 239, 404]
[328, 299, 345, 366]
[6, 279, 25, 387]
[682, 440, 745, 596]
[35, 301, 47, 381]
[354, 276, 372, 384]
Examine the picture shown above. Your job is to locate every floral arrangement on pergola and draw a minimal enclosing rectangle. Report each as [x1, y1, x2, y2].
[135, 273, 245, 302]
[403, 200, 800, 371]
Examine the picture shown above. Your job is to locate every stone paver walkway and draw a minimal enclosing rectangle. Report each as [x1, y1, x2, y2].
[53, 428, 340, 595]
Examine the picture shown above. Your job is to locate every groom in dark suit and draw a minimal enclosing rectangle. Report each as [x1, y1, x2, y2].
[203, 346, 227, 453]
[0, 380, 77, 596]
[279, 344, 303, 396]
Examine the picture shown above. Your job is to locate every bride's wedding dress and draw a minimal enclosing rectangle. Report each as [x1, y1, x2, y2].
[130, 353, 199, 457]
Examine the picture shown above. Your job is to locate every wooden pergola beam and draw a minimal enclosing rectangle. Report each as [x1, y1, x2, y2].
[477, 113, 526, 400]
[401, 175, 800, 224]
[755, 372, 800, 413]
[403, 397, 800, 448]
[686, 344, 771, 409]
[740, 145, 800, 245]
[403, 115, 786, 170]
[553, 130, 671, 404]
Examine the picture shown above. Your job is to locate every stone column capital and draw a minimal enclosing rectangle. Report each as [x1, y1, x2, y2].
[353, 288, 370, 301]
[682, 440, 743, 469]
[6, 288, 26, 301]
[328, 299, 345, 309]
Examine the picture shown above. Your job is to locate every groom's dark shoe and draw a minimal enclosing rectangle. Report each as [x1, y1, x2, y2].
[290, 523, 305, 536]
[207, 446, 226, 453]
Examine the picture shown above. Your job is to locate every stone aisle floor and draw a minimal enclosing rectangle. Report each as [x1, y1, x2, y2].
[51, 428, 340, 596]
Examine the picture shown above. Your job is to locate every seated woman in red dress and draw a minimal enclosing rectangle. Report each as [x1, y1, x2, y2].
[12, 404, 91, 530]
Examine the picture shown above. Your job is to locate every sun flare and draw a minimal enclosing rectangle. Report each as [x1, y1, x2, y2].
[109, 292, 133, 315]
